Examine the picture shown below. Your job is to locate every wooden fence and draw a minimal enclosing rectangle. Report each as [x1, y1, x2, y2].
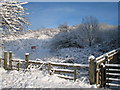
[88, 48, 120, 88]
[0, 48, 119, 88]
[0, 51, 89, 81]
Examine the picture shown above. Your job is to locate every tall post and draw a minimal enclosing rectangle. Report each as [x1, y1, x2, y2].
[9, 51, 12, 70]
[48, 61, 52, 75]
[17, 61, 20, 71]
[74, 66, 77, 81]
[4, 51, 8, 70]
[100, 63, 106, 88]
[88, 55, 96, 84]
[25, 53, 29, 69]
[104, 54, 109, 88]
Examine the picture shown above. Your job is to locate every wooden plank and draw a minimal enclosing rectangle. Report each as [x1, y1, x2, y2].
[96, 49, 118, 61]
[106, 69, 120, 72]
[106, 73, 120, 76]
[106, 78, 120, 81]
[55, 74, 74, 80]
[12, 59, 88, 68]
[53, 69, 74, 73]
[51, 62, 89, 68]
[106, 83, 120, 87]
[12, 59, 25, 62]
[29, 60, 47, 65]
[106, 64, 120, 67]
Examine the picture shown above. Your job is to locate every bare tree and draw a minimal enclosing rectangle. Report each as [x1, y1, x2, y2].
[58, 22, 69, 32]
[80, 16, 99, 46]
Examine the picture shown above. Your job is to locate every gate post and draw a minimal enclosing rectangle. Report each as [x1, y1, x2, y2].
[100, 63, 106, 88]
[88, 55, 96, 84]
[25, 53, 29, 69]
[48, 61, 52, 75]
[4, 51, 8, 70]
[9, 51, 13, 70]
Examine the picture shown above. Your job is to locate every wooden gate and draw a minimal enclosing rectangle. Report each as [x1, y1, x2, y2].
[89, 48, 120, 88]
[105, 64, 120, 88]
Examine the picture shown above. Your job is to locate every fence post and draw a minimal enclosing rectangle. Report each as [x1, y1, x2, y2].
[48, 61, 52, 75]
[74, 65, 77, 81]
[88, 55, 96, 84]
[104, 54, 109, 88]
[17, 61, 20, 71]
[100, 63, 106, 88]
[25, 53, 29, 69]
[9, 51, 13, 70]
[4, 51, 8, 70]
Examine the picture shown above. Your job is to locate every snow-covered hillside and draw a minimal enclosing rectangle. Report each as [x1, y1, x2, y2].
[1, 28, 103, 64]
[0, 25, 117, 88]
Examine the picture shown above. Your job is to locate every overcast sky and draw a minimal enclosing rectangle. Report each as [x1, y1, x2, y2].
[23, 2, 118, 30]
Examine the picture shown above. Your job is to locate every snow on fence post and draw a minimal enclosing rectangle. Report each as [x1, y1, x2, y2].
[74, 64, 77, 81]
[4, 51, 8, 70]
[25, 53, 29, 69]
[48, 61, 52, 75]
[88, 55, 96, 85]
[9, 51, 13, 70]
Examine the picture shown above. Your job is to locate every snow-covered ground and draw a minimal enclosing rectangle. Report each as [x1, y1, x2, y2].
[0, 28, 103, 88]
[1, 28, 103, 63]
[0, 67, 96, 88]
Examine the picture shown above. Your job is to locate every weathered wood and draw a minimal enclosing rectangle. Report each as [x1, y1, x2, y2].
[96, 64, 100, 88]
[9, 51, 12, 70]
[100, 63, 106, 87]
[4, 51, 8, 70]
[106, 69, 120, 71]
[12, 59, 25, 62]
[106, 64, 120, 67]
[106, 78, 120, 81]
[89, 55, 96, 85]
[74, 66, 77, 81]
[51, 62, 89, 68]
[96, 49, 118, 61]
[48, 62, 52, 75]
[106, 83, 120, 87]
[17, 61, 20, 71]
[106, 73, 120, 76]
[29, 60, 46, 65]
[25, 53, 29, 69]
[53, 69, 74, 73]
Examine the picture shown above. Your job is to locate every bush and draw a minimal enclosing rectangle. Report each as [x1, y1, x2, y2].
[50, 30, 85, 50]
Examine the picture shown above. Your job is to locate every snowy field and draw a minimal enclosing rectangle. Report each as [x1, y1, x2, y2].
[0, 28, 104, 88]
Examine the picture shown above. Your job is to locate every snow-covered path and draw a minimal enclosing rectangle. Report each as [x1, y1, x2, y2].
[0, 68, 95, 88]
